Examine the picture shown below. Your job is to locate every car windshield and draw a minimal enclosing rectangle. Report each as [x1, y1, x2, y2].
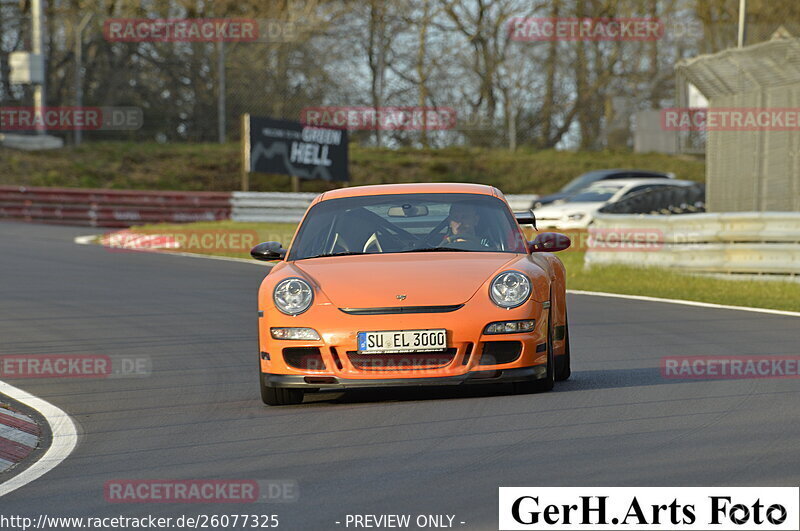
[559, 171, 610, 193]
[288, 193, 527, 260]
[566, 184, 624, 202]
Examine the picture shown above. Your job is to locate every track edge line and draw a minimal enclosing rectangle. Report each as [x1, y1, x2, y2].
[567, 289, 800, 318]
[0, 381, 78, 497]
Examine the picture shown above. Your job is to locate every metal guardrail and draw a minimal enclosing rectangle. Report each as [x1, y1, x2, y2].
[0, 187, 541, 228]
[231, 191, 319, 223]
[0, 186, 231, 227]
[586, 212, 800, 275]
[230, 192, 540, 223]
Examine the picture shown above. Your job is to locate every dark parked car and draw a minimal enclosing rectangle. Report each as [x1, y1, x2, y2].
[599, 183, 705, 215]
[532, 169, 675, 209]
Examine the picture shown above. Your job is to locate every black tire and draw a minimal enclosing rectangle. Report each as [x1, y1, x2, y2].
[555, 313, 571, 381]
[260, 374, 304, 406]
[513, 302, 555, 394]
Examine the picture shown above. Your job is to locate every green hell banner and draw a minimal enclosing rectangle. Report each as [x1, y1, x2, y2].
[245, 116, 349, 182]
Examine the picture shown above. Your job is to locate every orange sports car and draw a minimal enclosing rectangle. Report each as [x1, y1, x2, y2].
[251, 183, 571, 405]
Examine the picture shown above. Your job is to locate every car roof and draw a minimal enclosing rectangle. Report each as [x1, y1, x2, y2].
[582, 168, 671, 177]
[584, 178, 691, 189]
[318, 182, 500, 202]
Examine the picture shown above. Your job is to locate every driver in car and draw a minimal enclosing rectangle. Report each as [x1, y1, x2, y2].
[442, 202, 491, 248]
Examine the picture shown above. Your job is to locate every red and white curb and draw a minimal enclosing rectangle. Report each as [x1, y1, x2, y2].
[0, 405, 40, 472]
[0, 381, 78, 497]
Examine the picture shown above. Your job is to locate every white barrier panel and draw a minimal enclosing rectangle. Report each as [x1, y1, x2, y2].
[586, 213, 800, 275]
[230, 192, 539, 224]
[588, 212, 800, 244]
[231, 191, 318, 223]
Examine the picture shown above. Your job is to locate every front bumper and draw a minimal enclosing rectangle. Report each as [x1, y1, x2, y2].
[263, 365, 547, 390]
[258, 293, 552, 385]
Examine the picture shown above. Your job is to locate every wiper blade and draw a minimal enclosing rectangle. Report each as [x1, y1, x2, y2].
[398, 247, 472, 253]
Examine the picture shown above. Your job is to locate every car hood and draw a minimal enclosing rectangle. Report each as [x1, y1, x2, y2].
[533, 202, 605, 218]
[294, 252, 520, 308]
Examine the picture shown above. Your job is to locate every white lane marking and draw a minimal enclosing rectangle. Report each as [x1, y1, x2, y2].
[0, 424, 38, 447]
[0, 381, 78, 497]
[567, 289, 800, 318]
[73, 234, 97, 245]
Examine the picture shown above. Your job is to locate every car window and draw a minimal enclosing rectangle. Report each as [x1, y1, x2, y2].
[621, 184, 658, 197]
[288, 193, 528, 260]
[567, 184, 624, 203]
[559, 171, 608, 193]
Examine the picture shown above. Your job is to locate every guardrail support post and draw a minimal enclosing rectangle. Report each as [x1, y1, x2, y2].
[240, 114, 250, 192]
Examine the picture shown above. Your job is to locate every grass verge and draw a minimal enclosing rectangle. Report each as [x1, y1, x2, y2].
[106, 221, 800, 313]
[1, 142, 705, 195]
[558, 251, 800, 312]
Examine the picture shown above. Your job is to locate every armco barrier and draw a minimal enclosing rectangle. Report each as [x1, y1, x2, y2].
[0, 186, 540, 228]
[586, 212, 800, 275]
[231, 191, 319, 223]
[0, 186, 232, 228]
[230, 192, 540, 223]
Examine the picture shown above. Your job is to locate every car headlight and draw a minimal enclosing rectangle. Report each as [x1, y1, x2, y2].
[273, 278, 314, 316]
[567, 212, 586, 221]
[489, 271, 531, 309]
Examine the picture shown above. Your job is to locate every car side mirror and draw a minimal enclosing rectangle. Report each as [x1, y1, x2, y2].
[251, 241, 287, 261]
[514, 210, 537, 230]
[530, 232, 571, 253]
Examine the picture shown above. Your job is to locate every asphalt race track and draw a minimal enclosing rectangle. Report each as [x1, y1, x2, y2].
[1, 222, 799, 529]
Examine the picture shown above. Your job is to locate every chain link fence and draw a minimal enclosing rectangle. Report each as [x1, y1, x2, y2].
[1, 1, 799, 152]
[677, 37, 800, 213]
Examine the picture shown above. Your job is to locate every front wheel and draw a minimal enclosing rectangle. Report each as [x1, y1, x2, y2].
[260, 374, 304, 406]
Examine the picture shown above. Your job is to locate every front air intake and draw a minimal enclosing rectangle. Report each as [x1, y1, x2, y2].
[479, 341, 522, 365]
[283, 347, 326, 371]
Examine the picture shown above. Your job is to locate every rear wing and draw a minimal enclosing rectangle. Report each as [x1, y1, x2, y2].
[514, 210, 537, 230]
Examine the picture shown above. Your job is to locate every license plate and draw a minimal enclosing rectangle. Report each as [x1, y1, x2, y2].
[357, 329, 447, 354]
